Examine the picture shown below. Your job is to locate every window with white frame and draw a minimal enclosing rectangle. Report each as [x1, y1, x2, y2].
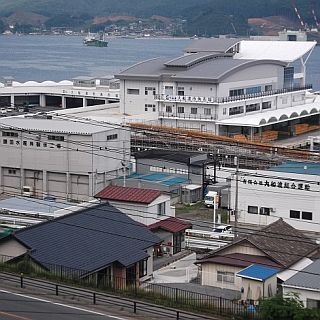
[217, 271, 234, 283]
[145, 87, 156, 95]
[165, 105, 173, 113]
[248, 206, 258, 214]
[177, 87, 184, 96]
[127, 88, 140, 95]
[262, 101, 272, 110]
[177, 106, 184, 113]
[204, 108, 211, 115]
[157, 202, 166, 216]
[139, 259, 148, 278]
[191, 107, 197, 114]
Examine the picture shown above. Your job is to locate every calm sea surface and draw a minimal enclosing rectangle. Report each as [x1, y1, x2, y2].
[0, 35, 319, 90]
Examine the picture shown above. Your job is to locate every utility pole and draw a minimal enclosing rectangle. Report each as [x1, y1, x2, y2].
[122, 141, 126, 187]
[234, 156, 239, 238]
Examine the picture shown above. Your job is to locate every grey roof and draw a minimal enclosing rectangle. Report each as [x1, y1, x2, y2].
[72, 76, 96, 81]
[117, 56, 286, 83]
[283, 259, 320, 291]
[13, 203, 161, 272]
[184, 38, 241, 53]
[0, 197, 74, 215]
[0, 117, 110, 135]
[199, 219, 319, 269]
[164, 52, 229, 68]
[135, 149, 206, 165]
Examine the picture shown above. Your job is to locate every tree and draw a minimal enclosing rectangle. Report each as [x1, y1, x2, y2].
[259, 293, 320, 320]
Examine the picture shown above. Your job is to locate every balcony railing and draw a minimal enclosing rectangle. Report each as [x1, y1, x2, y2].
[155, 84, 312, 105]
[159, 111, 217, 120]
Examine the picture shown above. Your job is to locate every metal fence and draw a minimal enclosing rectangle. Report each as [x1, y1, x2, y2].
[0, 254, 260, 319]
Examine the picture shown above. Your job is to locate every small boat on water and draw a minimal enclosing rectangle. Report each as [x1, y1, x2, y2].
[83, 32, 108, 47]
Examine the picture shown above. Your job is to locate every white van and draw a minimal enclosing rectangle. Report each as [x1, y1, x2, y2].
[22, 186, 33, 197]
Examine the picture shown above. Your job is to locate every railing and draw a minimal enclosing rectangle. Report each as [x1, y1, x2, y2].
[159, 112, 217, 120]
[155, 84, 312, 105]
[0, 255, 260, 319]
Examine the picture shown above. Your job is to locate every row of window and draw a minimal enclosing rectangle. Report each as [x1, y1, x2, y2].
[145, 104, 156, 112]
[150, 166, 188, 175]
[248, 206, 271, 216]
[48, 135, 64, 141]
[164, 105, 212, 116]
[229, 101, 272, 116]
[229, 85, 273, 97]
[290, 210, 312, 221]
[2, 131, 18, 137]
[248, 206, 313, 221]
[106, 134, 118, 141]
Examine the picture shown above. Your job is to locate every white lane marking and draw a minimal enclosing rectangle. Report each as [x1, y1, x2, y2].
[0, 289, 129, 320]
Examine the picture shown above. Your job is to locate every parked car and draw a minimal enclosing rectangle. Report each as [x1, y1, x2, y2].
[0, 108, 7, 114]
[212, 225, 234, 238]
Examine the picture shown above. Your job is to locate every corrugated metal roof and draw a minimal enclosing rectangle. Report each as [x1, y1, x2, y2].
[0, 117, 110, 135]
[237, 264, 279, 281]
[95, 185, 161, 204]
[0, 197, 74, 215]
[164, 53, 224, 68]
[117, 56, 285, 83]
[14, 203, 161, 272]
[148, 217, 192, 233]
[283, 259, 320, 290]
[184, 38, 241, 53]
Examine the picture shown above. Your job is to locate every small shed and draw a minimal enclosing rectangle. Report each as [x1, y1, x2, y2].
[181, 184, 202, 203]
[237, 264, 279, 301]
[148, 217, 192, 255]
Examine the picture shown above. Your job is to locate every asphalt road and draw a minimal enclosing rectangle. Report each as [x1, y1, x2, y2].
[0, 290, 128, 320]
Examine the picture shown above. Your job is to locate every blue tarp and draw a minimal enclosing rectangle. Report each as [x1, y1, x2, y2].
[237, 264, 279, 281]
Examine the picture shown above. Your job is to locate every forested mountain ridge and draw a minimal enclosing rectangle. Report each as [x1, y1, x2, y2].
[0, 0, 319, 36]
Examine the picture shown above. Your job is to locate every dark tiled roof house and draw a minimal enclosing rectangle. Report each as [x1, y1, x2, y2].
[0, 203, 161, 286]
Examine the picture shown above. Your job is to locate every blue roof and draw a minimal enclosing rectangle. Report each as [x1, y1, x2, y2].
[236, 264, 279, 281]
[118, 172, 190, 186]
[140, 173, 170, 181]
[269, 161, 320, 176]
[13, 203, 161, 272]
[162, 177, 190, 186]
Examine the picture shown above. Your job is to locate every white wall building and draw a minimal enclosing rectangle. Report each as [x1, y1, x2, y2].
[229, 161, 320, 232]
[0, 115, 129, 201]
[116, 38, 319, 141]
[95, 185, 174, 225]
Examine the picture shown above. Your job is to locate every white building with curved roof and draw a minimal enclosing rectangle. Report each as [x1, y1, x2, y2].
[116, 39, 318, 141]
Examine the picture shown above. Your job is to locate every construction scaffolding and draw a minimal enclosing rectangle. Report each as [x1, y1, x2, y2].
[129, 123, 320, 170]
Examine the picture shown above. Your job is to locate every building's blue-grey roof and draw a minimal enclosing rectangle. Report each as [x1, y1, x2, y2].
[116, 55, 286, 83]
[123, 173, 190, 186]
[236, 264, 279, 282]
[0, 197, 74, 215]
[184, 38, 242, 53]
[269, 161, 320, 176]
[283, 259, 320, 290]
[13, 203, 161, 272]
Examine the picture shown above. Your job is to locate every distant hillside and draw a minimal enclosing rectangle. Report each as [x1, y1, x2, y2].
[0, 0, 319, 36]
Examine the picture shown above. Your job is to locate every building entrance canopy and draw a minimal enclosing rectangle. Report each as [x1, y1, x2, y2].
[217, 99, 320, 128]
